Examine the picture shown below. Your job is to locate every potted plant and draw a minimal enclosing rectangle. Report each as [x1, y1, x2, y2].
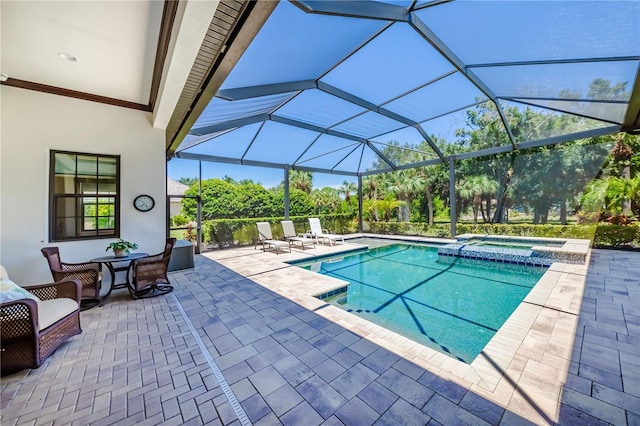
[106, 239, 138, 257]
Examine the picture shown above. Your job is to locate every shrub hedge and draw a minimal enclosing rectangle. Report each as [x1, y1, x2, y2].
[202, 217, 640, 250]
[592, 224, 640, 248]
[366, 222, 639, 249]
[203, 214, 355, 248]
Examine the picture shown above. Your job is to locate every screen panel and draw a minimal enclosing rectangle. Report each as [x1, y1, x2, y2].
[416, 1, 640, 64]
[221, 1, 387, 89]
[384, 72, 488, 123]
[180, 124, 262, 159]
[321, 23, 455, 105]
[243, 121, 320, 164]
[192, 93, 295, 132]
[296, 134, 361, 170]
[273, 89, 366, 128]
[500, 100, 618, 143]
[331, 111, 406, 139]
[473, 61, 639, 101]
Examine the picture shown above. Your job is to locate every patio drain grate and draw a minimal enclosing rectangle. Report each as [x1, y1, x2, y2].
[171, 293, 250, 425]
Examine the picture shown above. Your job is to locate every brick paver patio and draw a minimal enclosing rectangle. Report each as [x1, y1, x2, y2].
[1, 239, 638, 425]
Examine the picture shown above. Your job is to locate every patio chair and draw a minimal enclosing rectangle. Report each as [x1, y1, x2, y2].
[308, 218, 345, 246]
[126, 238, 176, 299]
[1, 273, 82, 375]
[255, 222, 290, 254]
[41, 246, 102, 310]
[281, 220, 316, 250]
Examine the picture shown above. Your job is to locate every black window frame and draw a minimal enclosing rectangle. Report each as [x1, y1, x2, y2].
[49, 150, 120, 242]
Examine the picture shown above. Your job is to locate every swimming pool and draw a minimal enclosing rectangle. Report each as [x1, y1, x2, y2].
[292, 243, 547, 363]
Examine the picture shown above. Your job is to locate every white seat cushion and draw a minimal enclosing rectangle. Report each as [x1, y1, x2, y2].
[38, 298, 79, 330]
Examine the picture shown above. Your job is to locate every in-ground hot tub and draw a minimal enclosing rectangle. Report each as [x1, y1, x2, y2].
[438, 234, 590, 265]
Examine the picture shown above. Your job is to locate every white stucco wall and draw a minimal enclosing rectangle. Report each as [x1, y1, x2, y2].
[0, 86, 167, 285]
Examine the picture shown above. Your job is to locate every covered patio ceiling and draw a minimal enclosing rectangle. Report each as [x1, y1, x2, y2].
[171, 0, 640, 177]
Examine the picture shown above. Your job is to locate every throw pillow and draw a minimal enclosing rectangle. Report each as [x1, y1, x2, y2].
[0, 278, 42, 304]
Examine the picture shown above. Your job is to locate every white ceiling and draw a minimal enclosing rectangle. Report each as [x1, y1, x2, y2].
[1, 1, 165, 105]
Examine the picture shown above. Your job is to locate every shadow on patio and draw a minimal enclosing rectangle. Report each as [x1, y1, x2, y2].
[556, 249, 640, 425]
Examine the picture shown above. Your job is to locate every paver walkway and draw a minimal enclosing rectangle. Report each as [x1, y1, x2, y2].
[1, 244, 638, 425]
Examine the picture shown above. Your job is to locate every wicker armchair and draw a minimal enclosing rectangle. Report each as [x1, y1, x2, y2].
[126, 238, 176, 299]
[1, 279, 82, 375]
[41, 247, 102, 309]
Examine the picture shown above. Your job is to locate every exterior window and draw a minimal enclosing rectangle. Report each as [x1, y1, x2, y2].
[49, 151, 120, 241]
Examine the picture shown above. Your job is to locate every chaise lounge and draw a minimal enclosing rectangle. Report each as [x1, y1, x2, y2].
[255, 222, 290, 254]
[281, 220, 316, 250]
[308, 218, 345, 246]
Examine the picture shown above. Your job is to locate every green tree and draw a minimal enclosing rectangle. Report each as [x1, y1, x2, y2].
[588, 78, 630, 101]
[502, 140, 606, 224]
[454, 78, 630, 224]
[273, 188, 315, 216]
[178, 177, 198, 186]
[236, 181, 276, 218]
[182, 178, 239, 220]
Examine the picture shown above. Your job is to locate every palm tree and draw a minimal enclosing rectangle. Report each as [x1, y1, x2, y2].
[415, 166, 442, 226]
[385, 169, 423, 222]
[362, 175, 381, 220]
[362, 175, 380, 200]
[457, 175, 498, 224]
[581, 175, 640, 222]
[311, 187, 341, 215]
[362, 199, 377, 221]
[581, 177, 610, 221]
[338, 180, 357, 202]
[376, 197, 406, 221]
[287, 170, 313, 194]
[607, 176, 640, 220]
[610, 133, 635, 215]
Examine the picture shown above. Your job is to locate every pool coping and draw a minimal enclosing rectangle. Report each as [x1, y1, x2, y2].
[202, 233, 593, 423]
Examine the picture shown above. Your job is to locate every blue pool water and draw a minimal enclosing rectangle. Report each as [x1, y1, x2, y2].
[294, 243, 547, 363]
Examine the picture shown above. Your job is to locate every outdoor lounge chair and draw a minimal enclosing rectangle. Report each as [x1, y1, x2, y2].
[126, 238, 176, 299]
[1, 269, 82, 375]
[281, 220, 316, 250]
[308, 218, 345, 246]
[41, 246, 102, 310]
[255, 222, 290, 254]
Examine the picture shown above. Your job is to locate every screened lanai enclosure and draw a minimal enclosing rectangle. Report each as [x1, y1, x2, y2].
[167, 0, 640, 240]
